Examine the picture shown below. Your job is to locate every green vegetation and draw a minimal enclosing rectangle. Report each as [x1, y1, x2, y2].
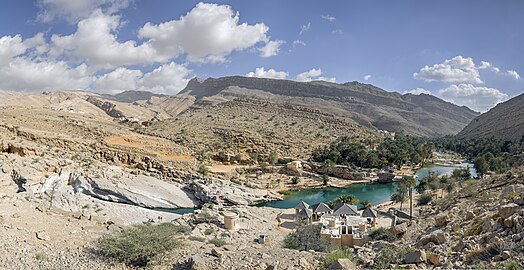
[204, 227, 215, 235]
[198, 164, 209, 176]
[391, 176, 415, 211]
[369, 227, 397, 242]
[322, 174, 329, 185]
[95, 223, 185, 267]
[187, 236, 206, 242]
[209, 237, 227, 247]
[320, 248, 355, 269]
[328, 194, 359, 208]
[291, 176, 300, 184]
[312, 135, 433, 169]
[194, 211, 218, 224]
[283, 224, 330, 252]
[373, 246, 415, 269]
[434, 136, 523, 174]
[417, 193, 433, 205]
[269, 151, 279, 165]
[359, 200, 371, 210]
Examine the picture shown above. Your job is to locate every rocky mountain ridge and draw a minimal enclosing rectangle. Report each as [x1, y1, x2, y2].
[459, 92, 524, 142]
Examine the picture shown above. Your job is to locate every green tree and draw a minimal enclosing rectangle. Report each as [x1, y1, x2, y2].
[328, 194, 359, 208]
[269, 151, 279, 165]
[474, 156, 489, 177]
[359, 200, 371, 210]
[399, 176, 416, 219]
[322, 175, 329, 185]
[291, 176, 300, 184]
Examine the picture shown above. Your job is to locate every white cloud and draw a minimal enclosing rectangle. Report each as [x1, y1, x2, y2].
[293, 40, 306, 46]
[332, 29, 343, 35]
[258, 40, 285, 58]
[295, 68, 336, 83]
[403, 88, 431, 95]
[37, 0, 131, 23]
[321, 15, 336, 21]
[50, 10, 162, 69]
[414, 56, 483, 84]
[246, 67, 288, 80]
[139, 2, 269, 63]
[363, 75, 372, 81]
[507, 70, 521, 80]
[0, 58, 92, 92]
[299, 22, 311, 35]
[478, 61, 501, 73]
[0, 35, 27, 65]
[94, 62, 192, 94]
[438, 84, 509, 112]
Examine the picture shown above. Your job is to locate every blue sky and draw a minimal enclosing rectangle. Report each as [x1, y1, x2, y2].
[0, 0, 522, 112]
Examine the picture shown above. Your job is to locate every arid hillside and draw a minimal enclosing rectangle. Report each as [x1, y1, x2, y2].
[459, 92, 524, 142]
[157, 76, 479, 137]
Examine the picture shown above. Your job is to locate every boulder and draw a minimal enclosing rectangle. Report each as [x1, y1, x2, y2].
[404, 250, 426, 264]
[389, 223, 408, 236]
[435, 214, 449, 227]
[499, 203, 519, 219]
[36, 231, 50, 241]
[428, 253, 441, 266]
[328, 258, 357, 270]
[286, 161, 303, 173]
[190, 254, 207, 270]
[418, 229, 446, 246]
[211, 248, 223, 258]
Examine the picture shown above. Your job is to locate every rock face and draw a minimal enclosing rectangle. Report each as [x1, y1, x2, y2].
[71, 167, 195, 209]
[188, 178, 280, 206]
[316, 165, 364, 180]
[418, 229, 446, 246]
[173, 76, 479, 136]
[459, 92, 524, 142]
[499, 203, 519, 219]
[328, 258, 357, 270]
[404, 250, 426, 264]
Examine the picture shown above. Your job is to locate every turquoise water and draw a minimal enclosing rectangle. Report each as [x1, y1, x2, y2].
[261, 163, 476, 209]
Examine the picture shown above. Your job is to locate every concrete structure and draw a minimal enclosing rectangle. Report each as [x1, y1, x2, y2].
[362, 207, 378, 227]
[223, 212, 239, 230]
[320, 214, 369, 248]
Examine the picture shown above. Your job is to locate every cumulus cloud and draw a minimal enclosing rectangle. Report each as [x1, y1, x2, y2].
[258, 40, 285, 58]
[0, 58, 92, 92]
[139, 2, 270, 63]
[403, 88, 431, 95]
[94, 62, 192, 94]
[363, 75, 372, 81]
[438, 84, 509, 112]
[321, 14, 336, 21]
[414, 56, 483, 84]
[295, 68, 336, 83]
[50, 10, 162, 69]
[478, 61, 500, 73]
[37, 0, 131, 23]
[245, 67, 288, 80]
[299, 22, 311, 35]
[507, 70, 521, 80]
[293, 40, 306, 46]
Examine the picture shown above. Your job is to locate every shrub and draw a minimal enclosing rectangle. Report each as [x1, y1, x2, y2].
[198, 165, 209, 176]
[417, 193, 433, 205]
[291, 176, 300, 185]
[322, 175, 329, 185]
[204, 227, 215, 235]
[369, 227, 396, 242]
[320, 248, 354, 269]
[194, 211, 218, 224]
[95, 223, 182, 267]
[283, 224, 330, 252]
[373, 246, 415, 269]
[188, 236, 206, 242]
[505, 260, 524, 270]
[209, 237, 227, 247]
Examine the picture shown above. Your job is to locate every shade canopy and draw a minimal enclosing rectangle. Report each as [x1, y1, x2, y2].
[294, 200, 310, 210]
[333, 203, 359, 216]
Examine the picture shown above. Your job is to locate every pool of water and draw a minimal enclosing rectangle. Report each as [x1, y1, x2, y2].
[261, 163, 476, 209]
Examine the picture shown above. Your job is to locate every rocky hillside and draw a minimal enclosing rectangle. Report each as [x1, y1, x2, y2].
[459, 92, 524, 142]
[162, 76, 479, 137]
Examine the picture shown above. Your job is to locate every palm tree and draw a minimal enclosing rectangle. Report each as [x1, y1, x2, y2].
[359, 200, 371, 210]
[328, 194, 359, 208]
[400, 176, 417, 220]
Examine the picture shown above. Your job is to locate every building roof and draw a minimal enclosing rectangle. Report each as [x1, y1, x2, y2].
[333, 203, 359, 216]
[361, 207, 378, 218]
[298, 208, 313, 218]
[312, 202, 332, 213]
[294, 200, 310, 210]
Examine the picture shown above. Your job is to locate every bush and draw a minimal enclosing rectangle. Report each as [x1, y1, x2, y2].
[95, 223, 182, 267]
[283, 224, 330, 252]
[209, 237, 227, 247]
[194, 211, 218, 224]
[373, 246, 415, 269]
[369, 227, 397, 242]
[320, 248, 354, 269]
[204, 227, 215, 235]
[198, 165, 209, 176]
[188, 236, 206, 242]
[417, 193, 433, 205]
[291, 176, 300, 185]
